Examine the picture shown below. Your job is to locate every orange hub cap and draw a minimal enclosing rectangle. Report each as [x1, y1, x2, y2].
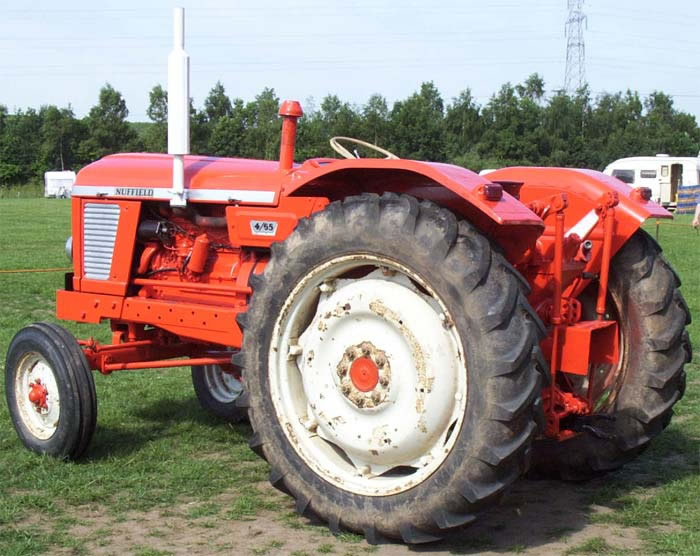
[28, 379, 48, 410]
[349, 357, 379, 392]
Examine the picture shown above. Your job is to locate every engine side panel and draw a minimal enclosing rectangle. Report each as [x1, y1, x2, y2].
[71, 198, 141, 295]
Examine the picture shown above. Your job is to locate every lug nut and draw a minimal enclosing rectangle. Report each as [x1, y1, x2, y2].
[319, 281, 335, 293]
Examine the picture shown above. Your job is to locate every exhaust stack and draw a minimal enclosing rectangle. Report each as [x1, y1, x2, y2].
[168, 7, 190, 207]
[278, 100, 303, 171]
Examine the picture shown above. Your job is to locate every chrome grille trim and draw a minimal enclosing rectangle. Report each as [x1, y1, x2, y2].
[83, 203, 120, 280]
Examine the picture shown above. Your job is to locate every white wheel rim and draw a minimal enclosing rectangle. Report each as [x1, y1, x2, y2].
[202, 365, 244, 404]
[269, 255, 467, 496]
[14, 351, 60, 440]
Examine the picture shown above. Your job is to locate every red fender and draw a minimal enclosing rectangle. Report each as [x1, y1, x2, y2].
[486, 166, 671, 250]
[280, 158, 544, 261]
[283, 158, 541, 225]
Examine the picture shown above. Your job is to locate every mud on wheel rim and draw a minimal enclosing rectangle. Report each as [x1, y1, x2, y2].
[269, 254, 467, 497]
[14, 351, 61, 440]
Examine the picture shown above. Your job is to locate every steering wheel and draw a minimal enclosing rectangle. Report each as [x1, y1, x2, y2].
[330, 136, 399, 160]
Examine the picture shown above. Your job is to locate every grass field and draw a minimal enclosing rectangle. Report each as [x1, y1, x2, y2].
[0, 198, 698, 555]
[0, 182, 44, 200]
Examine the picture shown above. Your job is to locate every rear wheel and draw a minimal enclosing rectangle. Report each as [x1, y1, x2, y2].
[5, 322, 97, 459]
[191, 364, 247, 422]
[239, 193, 546, 542]
[531, 230, 691, 479]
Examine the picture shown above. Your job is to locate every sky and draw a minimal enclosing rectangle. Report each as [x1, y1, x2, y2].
[1, 0, 699, 124]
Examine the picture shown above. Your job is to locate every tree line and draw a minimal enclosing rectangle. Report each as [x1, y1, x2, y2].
[1, 73, 699, 188]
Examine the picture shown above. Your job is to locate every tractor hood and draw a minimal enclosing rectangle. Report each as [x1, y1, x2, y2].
[73, 153, 284, 205]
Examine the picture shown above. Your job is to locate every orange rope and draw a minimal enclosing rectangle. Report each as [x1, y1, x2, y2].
[0, 267, 71, 274]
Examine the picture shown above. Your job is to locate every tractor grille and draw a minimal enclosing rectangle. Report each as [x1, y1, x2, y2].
[83, 203, 120, 280]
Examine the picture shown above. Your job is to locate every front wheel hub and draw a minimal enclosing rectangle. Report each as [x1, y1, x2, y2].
[28, 379, 49, 411]
[15, 352, 61, 440]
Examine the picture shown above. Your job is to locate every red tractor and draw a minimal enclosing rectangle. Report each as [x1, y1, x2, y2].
[2, 13, 692, 542]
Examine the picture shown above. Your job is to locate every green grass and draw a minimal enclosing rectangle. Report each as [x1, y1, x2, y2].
[0, 181, 44, 199]
[564, 536, 617, 555]
[0, 199, 698, 554]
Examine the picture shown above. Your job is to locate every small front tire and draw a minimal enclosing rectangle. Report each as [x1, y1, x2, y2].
[191, 364, 247, 422]
[5, 322, 97, 459]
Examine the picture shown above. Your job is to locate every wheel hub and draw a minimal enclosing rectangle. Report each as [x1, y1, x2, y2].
[28, 379, 49, 411]
[349, 357, 377, 392]
[15, 353, 60, 440]
[337, 342, 391, 408]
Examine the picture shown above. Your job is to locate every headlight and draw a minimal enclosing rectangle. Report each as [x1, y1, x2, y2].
[65, 236, 73, 261]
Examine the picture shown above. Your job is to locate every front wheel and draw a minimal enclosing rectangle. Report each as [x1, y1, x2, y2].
[239, 193, 547, 542]
[5, 322, 97, 459]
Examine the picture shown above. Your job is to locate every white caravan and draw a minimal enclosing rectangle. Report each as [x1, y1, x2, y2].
[603, 154, 700, 208]
[44, 171, 76, 198]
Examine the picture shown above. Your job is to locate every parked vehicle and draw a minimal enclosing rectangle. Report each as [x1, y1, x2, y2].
[603, 154, 700, 208]
[44, 171, 75, 198]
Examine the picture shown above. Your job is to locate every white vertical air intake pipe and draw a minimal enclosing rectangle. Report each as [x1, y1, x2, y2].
[168, 7, 190, 206]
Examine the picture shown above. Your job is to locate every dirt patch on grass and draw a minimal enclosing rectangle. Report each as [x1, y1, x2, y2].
[42, 478, 647, 556]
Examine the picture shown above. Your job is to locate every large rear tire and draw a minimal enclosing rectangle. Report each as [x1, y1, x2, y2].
[238, 193, 547, 542]
[5, 322, 97, 459]
[531, 230, 691, 479]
